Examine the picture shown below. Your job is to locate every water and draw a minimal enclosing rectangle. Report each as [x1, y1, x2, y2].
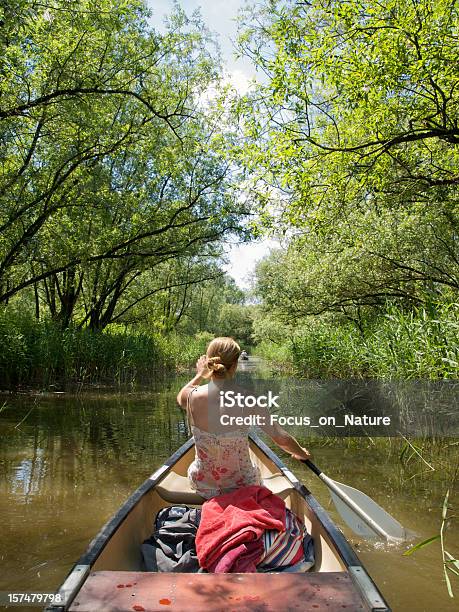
[0, 363, 458, 611]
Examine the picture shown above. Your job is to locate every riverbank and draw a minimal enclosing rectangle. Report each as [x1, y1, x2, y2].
[0, 312, 212, 390]
[255, 304, 459, 379]
[2, 303, 459, 391]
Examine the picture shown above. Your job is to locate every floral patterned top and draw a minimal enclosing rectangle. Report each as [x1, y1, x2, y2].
[186, 386, 262, 499]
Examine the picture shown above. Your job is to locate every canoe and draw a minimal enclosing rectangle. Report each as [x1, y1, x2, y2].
[46, 435, 391, 612]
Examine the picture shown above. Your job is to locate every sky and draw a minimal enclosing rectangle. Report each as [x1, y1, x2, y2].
[146, 0, 275, 289]
[147, 0, 254, 77]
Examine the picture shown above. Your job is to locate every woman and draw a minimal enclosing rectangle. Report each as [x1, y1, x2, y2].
[177, 337, 311, 499]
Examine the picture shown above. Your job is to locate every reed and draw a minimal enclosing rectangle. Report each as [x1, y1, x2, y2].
[307, 436, 459, 484]
[0, 311, 211, 390]
[403, 464, 458, 599]
[255, 303, 459, 379]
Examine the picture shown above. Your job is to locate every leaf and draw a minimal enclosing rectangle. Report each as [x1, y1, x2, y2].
[445, 564, 459, 578]
[444, 565, 454, 598]
[444, 551, 459, 573]
[403, 535, 440, 556]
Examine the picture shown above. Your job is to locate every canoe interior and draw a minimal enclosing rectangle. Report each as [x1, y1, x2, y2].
[91, 441, 346, 574]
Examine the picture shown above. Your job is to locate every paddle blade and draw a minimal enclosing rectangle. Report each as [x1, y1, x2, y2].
[328, 479, 406, 541]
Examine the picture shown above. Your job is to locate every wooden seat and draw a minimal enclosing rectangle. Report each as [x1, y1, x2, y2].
[156, 472, 205, 505]
[262, 473, 294, 498]
[69, 571, 370, 611]
[156, 472, 293, 505]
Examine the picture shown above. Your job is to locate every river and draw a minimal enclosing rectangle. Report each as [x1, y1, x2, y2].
[0, 360, 458, 611]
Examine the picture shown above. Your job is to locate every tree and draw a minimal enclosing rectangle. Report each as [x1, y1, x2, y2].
[237, 0, 459, 318]
[107, 258, 226, 332]
[214, 303, 254, 347]
[237, 0, 459, 219]
[175, 273, 247, 335]
[0, 1, 252, 328]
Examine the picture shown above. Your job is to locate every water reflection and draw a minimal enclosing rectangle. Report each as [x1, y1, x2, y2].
[12, 449, 46, 499]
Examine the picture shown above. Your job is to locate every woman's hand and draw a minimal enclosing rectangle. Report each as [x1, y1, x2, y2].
[177, 355, 209, 407]
[291, 447, 312, 461]
[196, 355, 210, 379]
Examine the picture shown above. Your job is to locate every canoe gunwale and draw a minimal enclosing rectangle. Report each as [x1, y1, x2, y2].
[45, 439, 195, 611]
[249, 434, 391, 611]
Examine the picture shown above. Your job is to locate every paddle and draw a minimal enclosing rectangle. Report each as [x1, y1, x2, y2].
[301, 459, 406, 542]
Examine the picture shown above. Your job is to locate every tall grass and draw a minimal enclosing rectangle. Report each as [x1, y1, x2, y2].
[253, 339, 293, 369]
[0, 311, 211, 389]
[256, 303, 459, 379]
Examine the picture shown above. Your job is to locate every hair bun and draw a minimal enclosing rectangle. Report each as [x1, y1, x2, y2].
[205, 338, 240, 378]
[207, 356, 226, 374]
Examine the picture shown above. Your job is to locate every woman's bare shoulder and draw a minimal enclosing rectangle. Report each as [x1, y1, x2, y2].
[189, 383, 209, 403]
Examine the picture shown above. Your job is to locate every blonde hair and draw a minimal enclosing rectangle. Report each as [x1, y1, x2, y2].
[206, 337, 241, 378]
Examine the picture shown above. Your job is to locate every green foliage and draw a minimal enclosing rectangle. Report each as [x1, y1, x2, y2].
[253, 200, 459, 320]
[210, 303, 254, 347]
[0, 0, 251, 334]
[251, 308, 293, 364]
[233, 0, 459, 380]
[256, 303, 459, 379]
[0, 309, 212, 389]
[238, 0, 459, 220]
[153, 330, 215, 370]
[253, 339, 292, 367]
[171, 274, 254, 346]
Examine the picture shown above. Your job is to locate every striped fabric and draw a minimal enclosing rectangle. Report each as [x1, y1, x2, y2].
[258, 508, 306, 570]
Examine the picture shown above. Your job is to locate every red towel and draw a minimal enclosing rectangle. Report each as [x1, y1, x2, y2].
[209, 540, 264, 573]
[196, 485, 286, 571]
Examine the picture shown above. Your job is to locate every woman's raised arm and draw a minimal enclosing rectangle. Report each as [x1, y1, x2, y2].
[176, 355, 209, 408]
